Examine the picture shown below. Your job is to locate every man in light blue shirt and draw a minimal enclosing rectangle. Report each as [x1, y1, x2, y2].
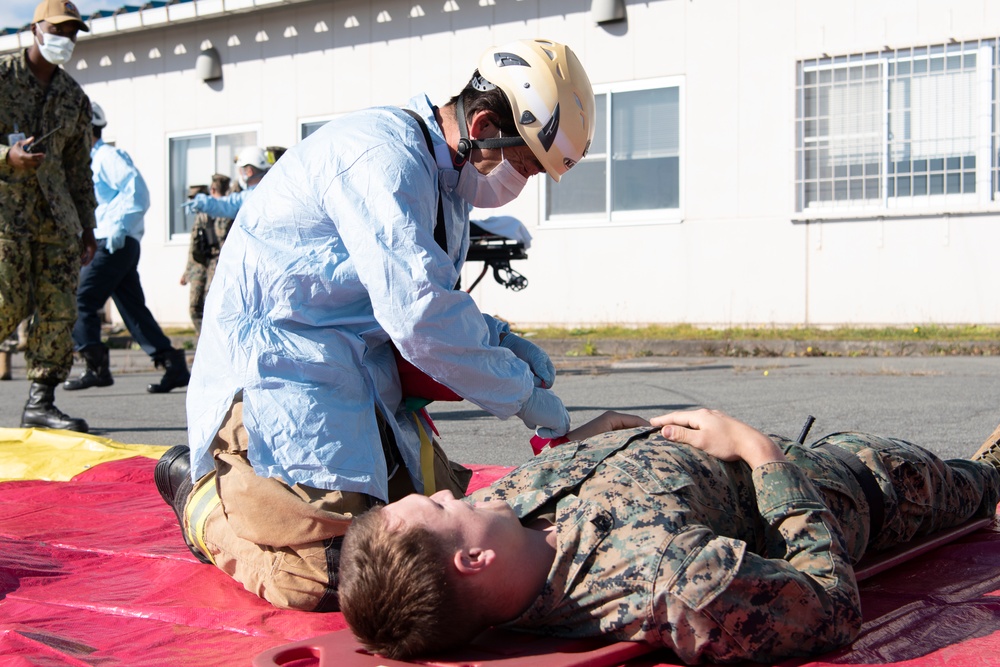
[64, 103, 190, 396]
[154, 39, 597, 612]
[182, 145, 272, 220]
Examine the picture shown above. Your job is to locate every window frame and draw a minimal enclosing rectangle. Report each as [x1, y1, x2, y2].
[299, 114, 335, 141]
[795, 41, 996, 219]
[541, 75, 685, 229]
[165, 124, 260, 242]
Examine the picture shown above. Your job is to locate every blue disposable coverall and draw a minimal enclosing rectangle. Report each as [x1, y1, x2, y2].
[187, 186, 253, 220]
[186, 95, 538, 501]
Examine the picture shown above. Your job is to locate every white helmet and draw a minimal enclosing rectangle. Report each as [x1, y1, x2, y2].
[234, 146, 271, 171]
[476, 39, 595, 181]
[91, 102, 107, 128]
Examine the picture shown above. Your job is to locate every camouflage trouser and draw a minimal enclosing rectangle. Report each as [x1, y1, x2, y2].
[187, 257, 219, 336]
[0, 227, 80, 384]
[783, 433, 1000, 561]
[0, 318, 29, 354]
[187, 262, 207, 335]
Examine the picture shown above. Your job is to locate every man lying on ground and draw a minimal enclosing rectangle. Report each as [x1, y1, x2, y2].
[338, 408, 1000, 664]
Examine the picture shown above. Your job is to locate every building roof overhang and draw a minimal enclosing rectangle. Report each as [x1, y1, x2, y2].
[0, 0, 315, 54]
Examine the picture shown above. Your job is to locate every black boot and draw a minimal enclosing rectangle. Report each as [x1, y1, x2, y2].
[63, 344, 114, 390]
[154, 445, 211, 563]
[21, 381, 89, 432]
[147, 348, 190, 394]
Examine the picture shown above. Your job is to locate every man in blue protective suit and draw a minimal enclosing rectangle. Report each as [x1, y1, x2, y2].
[181, 145, 272, 220]
[63, 102, 190, 396]
[154, 38, 597, 611]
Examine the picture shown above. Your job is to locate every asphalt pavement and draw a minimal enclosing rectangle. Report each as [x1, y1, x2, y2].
[2, 348, 999, 467]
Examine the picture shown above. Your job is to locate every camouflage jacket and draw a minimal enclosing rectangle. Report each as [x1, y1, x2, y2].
[184, 212, 234, 279]
[471, 427, 997, 664]
[470, 427, 863, 664]
[0, 49, 96, 237]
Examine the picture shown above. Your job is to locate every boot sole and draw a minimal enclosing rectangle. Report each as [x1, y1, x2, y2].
[147, 380, 189, 394]
[63, 379, 114, 391]
[153, 446, 212, 564]
[19, 420, 89, 433]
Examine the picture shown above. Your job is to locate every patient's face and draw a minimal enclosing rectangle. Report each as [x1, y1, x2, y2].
[383, 490, 521, 547]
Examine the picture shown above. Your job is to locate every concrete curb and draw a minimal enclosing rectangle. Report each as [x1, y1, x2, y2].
[87, 335, 1000, 377]
[533, 338, 1000, 359]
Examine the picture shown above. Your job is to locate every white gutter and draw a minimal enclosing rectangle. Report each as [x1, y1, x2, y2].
[0, 0, 315, 54]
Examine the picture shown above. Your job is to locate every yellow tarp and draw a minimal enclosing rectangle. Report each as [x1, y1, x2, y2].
[0, 427, 167, 482]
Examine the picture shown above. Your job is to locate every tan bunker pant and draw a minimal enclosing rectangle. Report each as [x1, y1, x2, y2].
[181, 400, 470, 611]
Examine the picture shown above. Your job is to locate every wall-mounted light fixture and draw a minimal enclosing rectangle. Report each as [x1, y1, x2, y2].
[196, 46, 222, 82]
[591, 0, 626, 24]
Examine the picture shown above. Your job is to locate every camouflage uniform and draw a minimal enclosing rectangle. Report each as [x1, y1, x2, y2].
[183, 212, 233, 335]
[469, 427, 999, 664]
[0, 49, 96, 384]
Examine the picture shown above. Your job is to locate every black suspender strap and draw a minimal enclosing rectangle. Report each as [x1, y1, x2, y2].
[401, 108, 448, 255]
[815, 443, 886, 541]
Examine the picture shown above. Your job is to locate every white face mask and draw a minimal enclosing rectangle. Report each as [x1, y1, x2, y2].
[454, 157, 527, 208]
[36, 32, 75, 65]
[237, 168, 249, 190]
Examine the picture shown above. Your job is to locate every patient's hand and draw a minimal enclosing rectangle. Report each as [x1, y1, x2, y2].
[567, 411, 649, 441]
[650, 408, 785, 468]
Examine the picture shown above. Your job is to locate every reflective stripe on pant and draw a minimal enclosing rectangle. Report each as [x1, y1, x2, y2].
[183, 399, 470, 611]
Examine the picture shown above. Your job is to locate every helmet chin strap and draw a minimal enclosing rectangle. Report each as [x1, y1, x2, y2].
[454, 95, 526, 167]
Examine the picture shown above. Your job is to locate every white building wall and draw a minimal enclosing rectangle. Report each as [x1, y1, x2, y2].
[4, 0, 1000, 328]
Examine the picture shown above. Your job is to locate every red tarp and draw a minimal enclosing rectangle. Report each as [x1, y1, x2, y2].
[2, 455, 1000, 666]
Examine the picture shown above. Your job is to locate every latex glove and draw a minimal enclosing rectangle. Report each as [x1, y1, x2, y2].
[105, 229, 126, 254]
[500, 333, 555, 389]
[516, 386, 570, 439]
[183, 193, 208, 214]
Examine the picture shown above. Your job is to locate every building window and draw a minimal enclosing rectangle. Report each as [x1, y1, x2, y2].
[545, 77, 682, 224]
[796, 41, 995, 213]
[301, 120, 328, 140]
[168, 129, 257, 237]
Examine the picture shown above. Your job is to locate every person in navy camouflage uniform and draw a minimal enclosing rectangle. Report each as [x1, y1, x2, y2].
[0, 0, 97, 431]
[339, 408, 999, 664]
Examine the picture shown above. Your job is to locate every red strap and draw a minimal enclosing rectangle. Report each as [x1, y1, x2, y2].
[529, 434, 570, 456]
[392, 345, 462, 402]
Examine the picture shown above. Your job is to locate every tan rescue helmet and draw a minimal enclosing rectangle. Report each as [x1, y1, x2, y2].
[477, 39, 595, 182]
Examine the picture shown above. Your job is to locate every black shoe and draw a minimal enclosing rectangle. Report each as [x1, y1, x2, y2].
[20, 381, 89, 432]
[154, 445, 211, 563]
[64, 345, 114, 391]
[147, 349, 190, 394]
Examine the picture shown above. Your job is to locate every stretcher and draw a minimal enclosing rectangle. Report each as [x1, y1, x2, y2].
[3, 429, 1000, 667]
[464, 222, 529, 292]
[253, 630, 656, 667]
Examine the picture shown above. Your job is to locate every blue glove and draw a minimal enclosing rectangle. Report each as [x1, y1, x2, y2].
[183, 193, 208, 214]
[500, 333, 555, 389]
[105, 228, 127, 254]
[516, 386, 570, 439]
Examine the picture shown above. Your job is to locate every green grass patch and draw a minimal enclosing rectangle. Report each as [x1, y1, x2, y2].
[522, 324, 1000, 342]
